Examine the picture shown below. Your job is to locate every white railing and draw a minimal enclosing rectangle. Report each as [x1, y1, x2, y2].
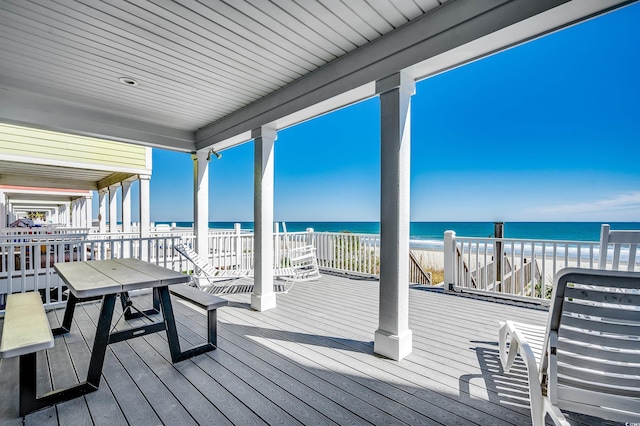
[1, 225, 396, 311]
[9, 224, 631, 309]
[315, 232, 380, 276]
[0, 234, 189, 311]
[174, 226, 314, 271]
[1, 227, 93, 238]
[443, 231, 623, 304]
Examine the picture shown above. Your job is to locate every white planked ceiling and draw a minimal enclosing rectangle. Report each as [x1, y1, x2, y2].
[0, 0, 443, 131]
[0, 0, 635, 153]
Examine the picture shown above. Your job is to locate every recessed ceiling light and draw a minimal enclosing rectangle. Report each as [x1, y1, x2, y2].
[118, 77, 139, 86]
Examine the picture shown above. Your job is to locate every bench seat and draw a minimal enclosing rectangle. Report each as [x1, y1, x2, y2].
[170, 284, 228, 310]
[169, 284, 228, 352]
[0, 292, 53, 359]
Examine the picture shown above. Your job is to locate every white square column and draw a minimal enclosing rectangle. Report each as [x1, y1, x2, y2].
[0, 189, 6, 228]
[192, 150, 209, 259]
[98, 190, 107, 233]
[374, 71, 415, 361]
[121, 180, 132, 233]
[59, 203, 66, 226]
[251, 125, 277, 312]
[108, 184, 119, 233]
[71, 199, 79, 227]
[79, 197, 87, 227]
[121, 180, 132, 257]
[85, 195, 92, 229]
[139, 175, 151, 259]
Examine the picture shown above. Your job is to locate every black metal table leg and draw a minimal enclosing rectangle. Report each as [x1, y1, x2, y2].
[52, 292, 78, 336]
[18, 294, 117, 416]
[19, 352, 37, 416]
[121, 291, 161, 321]
[152, 287, 160, 311]
[87, 294, 117, 386]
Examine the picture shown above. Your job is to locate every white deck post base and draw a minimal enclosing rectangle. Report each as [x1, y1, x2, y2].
[251, 292, 277, 312]
[374, 329, 413, 361]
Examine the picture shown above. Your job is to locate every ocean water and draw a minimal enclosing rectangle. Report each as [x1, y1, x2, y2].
[158, 221, 640, 245]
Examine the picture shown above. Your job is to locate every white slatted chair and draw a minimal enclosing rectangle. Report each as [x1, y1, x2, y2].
[498, 268, 640, 425]
[282, 223, 321, 282]
[175, 244, 249, 294]
[599, 224, 639, 271]
[175, 244, 297, 294]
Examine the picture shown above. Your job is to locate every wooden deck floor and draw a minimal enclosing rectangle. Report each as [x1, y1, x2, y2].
[0, 273, 609, 425]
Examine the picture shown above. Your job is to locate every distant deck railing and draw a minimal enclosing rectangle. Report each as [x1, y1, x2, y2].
[315, 232, 380, 276]
[13, 225, 630, 310]
[0, 225, 318, 310]
[443, 230, 639, 304]
[0, 233, 189, 310]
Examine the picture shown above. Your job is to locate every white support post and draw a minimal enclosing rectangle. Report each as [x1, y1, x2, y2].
[8, 202, 15, 223]
[0, 189, 6, 228]
[374, 71, 415, 361]
[121, 180, 132, 257]
[139, 175, 151, 260]
[251, 125, 277, 312]
[79, 197, 87, 228]
[443, 230, 456, 293]
[85, 195, 92, 229]
[71, 199, 78, 227]
[234, 223, 242, 268]
[306, 228, 315, 246]
[273, 222, 281, 268]
[121, 180, 132, 233]
[98, 190, 107, 233]
[108, 184, 119, 233]
[193, 150, 209, 260]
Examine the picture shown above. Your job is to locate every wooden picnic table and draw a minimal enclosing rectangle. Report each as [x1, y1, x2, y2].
[15, 259, 193, 414]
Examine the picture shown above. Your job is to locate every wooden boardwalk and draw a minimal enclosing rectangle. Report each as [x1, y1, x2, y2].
[0, 273, 605, 425]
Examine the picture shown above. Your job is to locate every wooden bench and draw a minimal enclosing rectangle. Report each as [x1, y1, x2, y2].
[0, 292, 55, 416]
[169, 284, 228, 350]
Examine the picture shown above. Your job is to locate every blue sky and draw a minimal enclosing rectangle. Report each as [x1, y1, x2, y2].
[143, 3, 640, 223]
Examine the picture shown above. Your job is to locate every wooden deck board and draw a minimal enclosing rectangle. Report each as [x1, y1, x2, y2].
[1, 272, 603, 425]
